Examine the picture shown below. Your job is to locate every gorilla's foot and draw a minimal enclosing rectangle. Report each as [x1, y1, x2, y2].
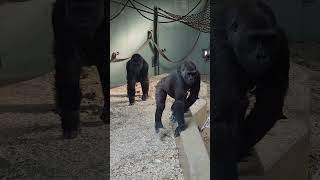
[129, 97, 135, 105]
[63, 128, 81, 139]
[141, 94, 148, 101]
[158, 128, 170, 141]
[174, 124, 187, 137]
[155, 122, 165, 133]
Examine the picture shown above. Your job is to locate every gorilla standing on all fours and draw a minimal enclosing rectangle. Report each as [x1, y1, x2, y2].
[155, 61, 200, 137]
[211, 0, 290, 179]
[52, 0, 108, 139]
[126, 54, 149, 105]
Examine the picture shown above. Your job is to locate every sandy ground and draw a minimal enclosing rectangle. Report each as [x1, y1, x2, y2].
[0, 67, 110, 179]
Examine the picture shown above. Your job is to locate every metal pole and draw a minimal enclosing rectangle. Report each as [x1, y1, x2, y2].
[153, 6, 159, 75]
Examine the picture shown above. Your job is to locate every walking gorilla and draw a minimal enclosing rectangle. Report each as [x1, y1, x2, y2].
[211, 0, 290, 179]
[52, 0, 108, 139]
[155, 61, 200, 137]
[126, 54, 149, 105]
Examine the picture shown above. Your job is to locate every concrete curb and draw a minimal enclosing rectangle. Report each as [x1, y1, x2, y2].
[173, 99, 210, 180]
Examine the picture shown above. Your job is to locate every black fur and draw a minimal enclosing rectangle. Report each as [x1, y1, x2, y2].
[126, 54, 149, 105]
[211, 1, 290, 179]
[155, 61, 200, 137]
[52, 0, 109, 139]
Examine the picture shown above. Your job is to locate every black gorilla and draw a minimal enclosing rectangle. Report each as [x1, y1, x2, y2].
[52, 0, 109, 139]
[155, 61, 200, 137]
[126, 54, 149, 105]
[211, 0, 290, 179]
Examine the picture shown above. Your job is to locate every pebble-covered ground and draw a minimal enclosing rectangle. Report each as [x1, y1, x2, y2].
[110, 75, 184, 180]
[0, 67, 110, 179]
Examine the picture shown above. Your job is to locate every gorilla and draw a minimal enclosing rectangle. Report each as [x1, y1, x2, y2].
[52, 0, 108, 139]
[155, 61, 200, 137]
[126, 54, 149, 105]
[211, 0, 290, 179]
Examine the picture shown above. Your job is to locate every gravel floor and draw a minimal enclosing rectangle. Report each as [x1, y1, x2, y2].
[0, 67, 110, 179]
[109, 75, 182, 180]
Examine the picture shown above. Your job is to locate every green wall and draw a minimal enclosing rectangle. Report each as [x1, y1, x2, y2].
[0, 0, 54, 86]
[110, 0, 210, 86]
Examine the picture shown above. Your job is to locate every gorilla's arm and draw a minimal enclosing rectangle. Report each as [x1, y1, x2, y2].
[140, 59, 149, 97]
[238, 27, 290, 155]
[184, 73, 200, 112]
[140, 60, 149, 81]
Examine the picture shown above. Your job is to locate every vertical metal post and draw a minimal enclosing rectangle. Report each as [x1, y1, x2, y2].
[153, 6, 159, 75]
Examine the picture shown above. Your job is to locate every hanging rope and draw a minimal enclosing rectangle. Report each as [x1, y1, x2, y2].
[110, 31, 201, 64]
[110, 0, 176, 21]
[149, 32, 201, 63]
[110, 0, 129, 21]
[110, 38, 152, 62]
[130, 0, 203, 23]
[110, 0, 209, 63]
[158, 0, 210, 33]
[111, 0, 211, 33]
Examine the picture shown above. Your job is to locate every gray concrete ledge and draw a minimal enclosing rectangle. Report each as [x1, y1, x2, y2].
[173, 99, 210, 180]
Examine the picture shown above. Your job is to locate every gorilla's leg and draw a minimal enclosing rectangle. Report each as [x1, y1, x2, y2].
[140, 77, 149, 101]
[96, 60, 109, 124]
[212, 51, 245, 180]
[140, 61, 149, 101]
[127, 78, 136, 105]
[141, 80, 149, 101]
[155, 88, 167, 133]
[170, 93, 188, 123]
[55, 58, 81, 139]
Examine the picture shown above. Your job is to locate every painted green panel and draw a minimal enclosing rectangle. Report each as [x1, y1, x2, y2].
[110, 0, 210, 86]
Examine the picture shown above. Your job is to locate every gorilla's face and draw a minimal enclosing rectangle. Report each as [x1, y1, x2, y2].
[65, 0, 104, 38]
[228, 9, 281, 77]
[181, 62, 198, 86]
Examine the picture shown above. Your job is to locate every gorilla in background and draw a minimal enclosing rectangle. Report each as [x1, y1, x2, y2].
[52, 0, 109, 139]
[126, 54, 149, 105]
[155, 61, 200, 137]
[211, 0, 290, 179]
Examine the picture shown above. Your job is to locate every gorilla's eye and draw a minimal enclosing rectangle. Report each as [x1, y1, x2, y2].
[187, 72, 196, 76]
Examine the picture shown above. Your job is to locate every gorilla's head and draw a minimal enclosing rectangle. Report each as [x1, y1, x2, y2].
[227, 1, 282, 77]
[180, 61, 198, 86]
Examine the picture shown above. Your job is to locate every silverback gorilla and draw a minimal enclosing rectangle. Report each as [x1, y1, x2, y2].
[155, 61, 200, 137]
[52, 0, 108, 139]
[126, 54, 149, 105]
[211, 0, 290, 179]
